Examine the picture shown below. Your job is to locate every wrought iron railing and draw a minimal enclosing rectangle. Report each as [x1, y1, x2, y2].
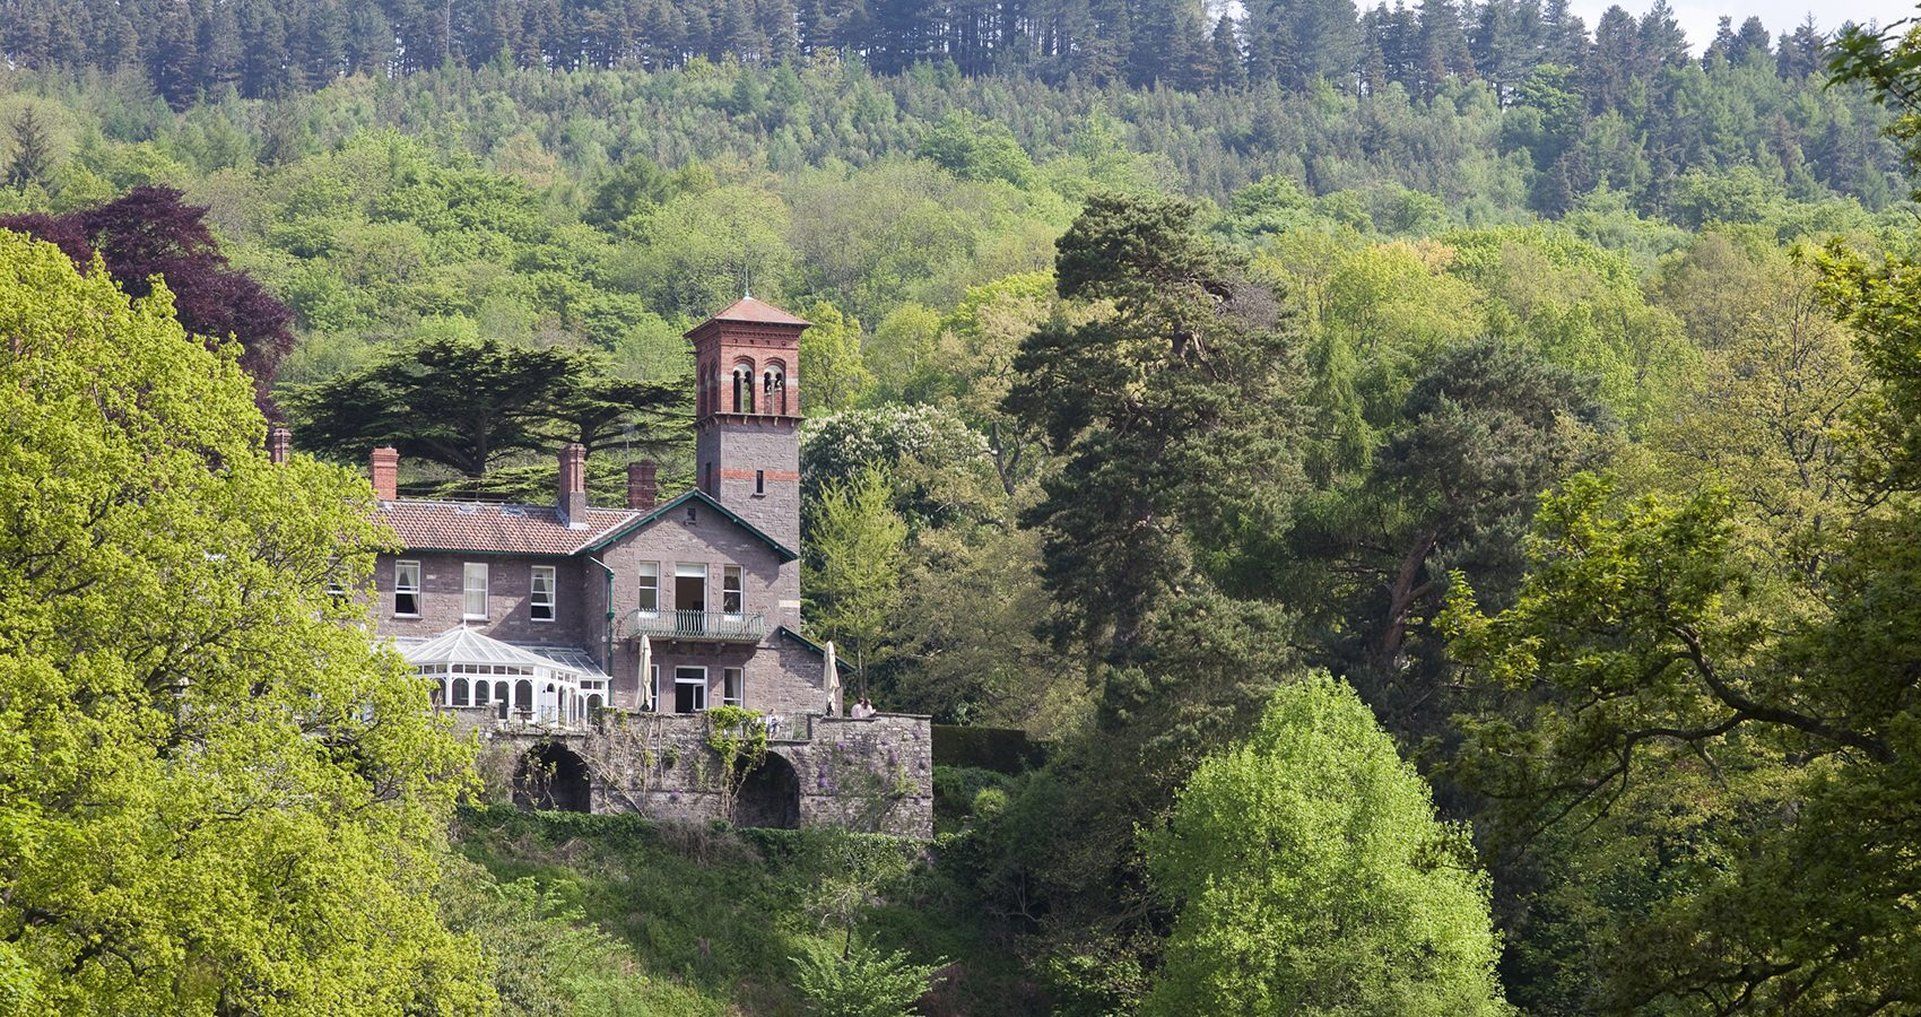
[624, 608, 765, 643]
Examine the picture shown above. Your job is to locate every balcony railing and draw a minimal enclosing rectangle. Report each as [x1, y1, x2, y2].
[624, 608, 766, 643]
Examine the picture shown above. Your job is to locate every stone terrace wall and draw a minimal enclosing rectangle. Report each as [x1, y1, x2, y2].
[553, 710, 933, 839]
[783, 715, 932, 838]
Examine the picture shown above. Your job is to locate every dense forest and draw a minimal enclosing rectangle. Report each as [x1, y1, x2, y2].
[6, 1, 1921, 1014]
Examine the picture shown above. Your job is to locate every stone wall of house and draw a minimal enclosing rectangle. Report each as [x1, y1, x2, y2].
[372, 551, 590, 649]
[696, 417, 802, 555]
[509, 710, 932, 839]
[595, 499, 811, 711]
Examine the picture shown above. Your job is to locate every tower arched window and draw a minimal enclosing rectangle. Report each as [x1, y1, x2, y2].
[732, 363, 755, 414]
[763, 362, 787, 415]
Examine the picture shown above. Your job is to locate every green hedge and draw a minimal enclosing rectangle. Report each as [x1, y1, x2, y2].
[931, 725, 1045, 774]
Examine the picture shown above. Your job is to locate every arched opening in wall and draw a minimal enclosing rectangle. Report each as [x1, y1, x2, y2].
[763, 362, 786, 415]
[514, 741, 592, 813]
[514, 679, 533, 719]
[732, 362, 755, 413]
[732, 752, 801, 830]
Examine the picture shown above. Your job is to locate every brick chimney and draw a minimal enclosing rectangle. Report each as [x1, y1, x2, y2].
[370, 447, 399, 501]
[627, 459, 658, 510]
[267, 425, 291, 464]
[558, 443, 589, 523]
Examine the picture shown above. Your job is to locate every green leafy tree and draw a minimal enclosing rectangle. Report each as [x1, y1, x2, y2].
[0, 232, 486, 1012]
[1440, 462, 1921, 1010]
[800, 298, 873, 413]
[806, 467, 908, 697]
[626, 184, 795, 319]
[865, 301, 941, 400]
[917, 111, 1036, 186]
[1144, 671, 1509, 1017]
[583, 154, 679, 230]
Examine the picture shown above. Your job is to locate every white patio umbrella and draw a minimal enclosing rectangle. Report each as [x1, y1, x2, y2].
[638, 634, 654, 711]
[823, 640, 841, 716]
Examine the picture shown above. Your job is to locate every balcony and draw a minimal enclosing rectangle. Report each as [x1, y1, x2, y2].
[624, 608, 766, 643]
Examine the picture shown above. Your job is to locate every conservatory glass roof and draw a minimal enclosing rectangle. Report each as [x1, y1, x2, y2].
[397, 627, 605, 680]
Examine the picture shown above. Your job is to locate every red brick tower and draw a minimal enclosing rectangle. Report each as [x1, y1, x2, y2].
[688, 297, 809, 552]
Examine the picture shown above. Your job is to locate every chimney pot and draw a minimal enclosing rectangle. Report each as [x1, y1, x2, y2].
[558, 443, 589, 522]
[370, 447, 399, 501]
[627, 460, 659, 510]
[268, 426, 292, 464]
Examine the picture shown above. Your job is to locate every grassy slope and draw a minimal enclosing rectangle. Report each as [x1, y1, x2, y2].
[453, 801, 1025, 1015]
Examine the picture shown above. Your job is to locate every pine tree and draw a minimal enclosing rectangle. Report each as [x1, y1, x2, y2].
[344, 3, 393, 75]
[1636, 0, 1688, 73]
[1704, 15, 1738, 66]
[1209, 14, 1247, 90]
[1416, 0, 1473, 96]
[1540, 0, 1588, 69]
[1733, 16, 1770, 64]
[1297, 0, 1364, 86]
[1584, 5, 1636, 113]
[4, 108, 52, 192]
[197, 1, 244, 95]
[1776, 16, 1823, 79]
[148, 0, 203, 109]
[236, 0, 293, 98]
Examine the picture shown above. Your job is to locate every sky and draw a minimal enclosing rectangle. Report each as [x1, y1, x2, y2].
[1567, 0, 1914, 51]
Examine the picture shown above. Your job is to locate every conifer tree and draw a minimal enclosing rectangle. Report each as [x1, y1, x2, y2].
[3, 108, 51, 192]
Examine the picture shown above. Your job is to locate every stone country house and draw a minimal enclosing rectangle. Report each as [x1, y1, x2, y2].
[285, 298, 932, 838]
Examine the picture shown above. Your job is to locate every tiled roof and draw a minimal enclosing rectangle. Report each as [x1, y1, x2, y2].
[707, 296, 810, 327]
[583, 488, 799, 562]
[376, 500, 637, 555]
[778, 625, 850, 674]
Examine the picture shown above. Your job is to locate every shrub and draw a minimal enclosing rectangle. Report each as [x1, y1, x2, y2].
[791, 937, 945, 1017]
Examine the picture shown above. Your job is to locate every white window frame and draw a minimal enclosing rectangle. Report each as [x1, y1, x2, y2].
[462, 562, 489, 621]
[645, 664, 660, 712]
[676, 562, 708, 614]
[723, 667, 744, 707]
[722, 565, 744, 620]
[637, 562, 660, 616]
[674, 666, 708, 713]
[530, 565, 557, 622]
[394, 560, 421, 617]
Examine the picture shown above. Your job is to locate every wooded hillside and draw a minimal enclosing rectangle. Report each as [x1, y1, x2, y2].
[5, 6, 1921, 1014]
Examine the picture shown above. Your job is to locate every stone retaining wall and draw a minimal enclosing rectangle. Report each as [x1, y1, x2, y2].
[471, 709, 933, 839]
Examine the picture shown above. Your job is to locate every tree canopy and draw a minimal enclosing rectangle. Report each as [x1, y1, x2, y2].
[284, 331, 682, 495]
[1145, 671, 1508, 1017]
[0, 186, 295, 406]
[0, 229, 485, 1013]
